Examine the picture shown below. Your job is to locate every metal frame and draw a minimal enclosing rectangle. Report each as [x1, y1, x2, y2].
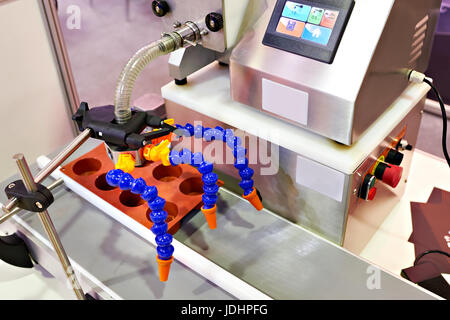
[40, 0, 80, 133]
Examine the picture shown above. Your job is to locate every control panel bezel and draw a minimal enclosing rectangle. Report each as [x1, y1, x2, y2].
[262, 0, 355, 63]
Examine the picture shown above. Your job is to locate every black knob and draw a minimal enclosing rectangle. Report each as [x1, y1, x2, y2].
[152, 1, 170, 17]
[385, 148, 404, 166]
[205, 12, 223, 32]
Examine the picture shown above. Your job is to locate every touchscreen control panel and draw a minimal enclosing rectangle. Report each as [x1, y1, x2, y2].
[263, 0, 354, 63]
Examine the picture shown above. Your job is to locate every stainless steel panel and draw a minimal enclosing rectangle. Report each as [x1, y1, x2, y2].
[344, 99, 425, 253]
[230, 0, 440, 144]
[167, 99, 351, 244]
[165, 95, 424, 248]
[165, 0, 264, 79]
[352, 0, 441, 143]
[169, 46, 218, 80]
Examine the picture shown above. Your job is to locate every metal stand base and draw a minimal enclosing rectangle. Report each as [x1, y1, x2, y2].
[0, 233, 34, 268]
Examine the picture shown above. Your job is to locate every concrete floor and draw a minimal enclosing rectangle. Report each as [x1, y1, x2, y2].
[58, 0, 449, 159]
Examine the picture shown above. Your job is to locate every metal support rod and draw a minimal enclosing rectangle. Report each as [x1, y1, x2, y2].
[14, 154, 86, 300]
[2, 129, 91, 213]
[0, 178, 64, 225]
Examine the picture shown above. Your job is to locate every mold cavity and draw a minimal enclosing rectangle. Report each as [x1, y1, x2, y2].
[179, 177, 203, 196]
[146, 202, 178, 223]
[72, 158, 101, 176]
[119, 190, 145, 207]
[153, 164, 182, 182]
[95, 173, 116, 191]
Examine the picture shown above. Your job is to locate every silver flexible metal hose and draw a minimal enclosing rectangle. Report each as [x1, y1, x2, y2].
[113, 34, 182, 124]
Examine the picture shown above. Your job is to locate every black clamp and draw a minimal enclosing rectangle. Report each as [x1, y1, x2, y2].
[5, 180, 54, 212]
[72, 102, 177, 151]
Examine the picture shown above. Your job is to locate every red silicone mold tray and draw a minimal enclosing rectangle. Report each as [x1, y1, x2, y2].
[61, 143, 205, 234]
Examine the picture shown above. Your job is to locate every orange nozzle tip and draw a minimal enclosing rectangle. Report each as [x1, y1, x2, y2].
[156, 256, 174, 282]
[201, 205, 217, 229]
[243, 188, 264, 211]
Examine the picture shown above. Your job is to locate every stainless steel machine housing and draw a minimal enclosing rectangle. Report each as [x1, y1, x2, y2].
[230, 0, 441, 145]
[159, 0, 267, 81]
[163, 63, 427, 253]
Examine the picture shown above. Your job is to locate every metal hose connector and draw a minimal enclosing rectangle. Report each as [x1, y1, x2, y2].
[114, 22, 201, 124]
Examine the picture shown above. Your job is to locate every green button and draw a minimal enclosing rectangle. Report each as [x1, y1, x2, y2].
[307, 7, 325, 25]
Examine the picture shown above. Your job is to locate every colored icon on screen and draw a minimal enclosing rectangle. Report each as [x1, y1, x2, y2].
[282, 1, 311, 22]
[277, 17, 305, 37]
[321, 10, 339, 28]
[302, 23, 332, 45]
[307, 7, 325, 25]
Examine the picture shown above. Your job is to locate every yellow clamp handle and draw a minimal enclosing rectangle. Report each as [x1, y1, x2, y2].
[152, 119, 175, 145]
[164, 118, 175, 126]
[115, 153, 136, 173]
[145, 140, 171, 166]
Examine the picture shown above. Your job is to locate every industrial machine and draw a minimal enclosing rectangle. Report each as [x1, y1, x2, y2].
[162, 0, 442, 250]
[0, 0, 446, 300]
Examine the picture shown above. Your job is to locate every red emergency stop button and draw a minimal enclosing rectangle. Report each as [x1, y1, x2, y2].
[367, 187, 377, 201]
[374, 162, 403, 188]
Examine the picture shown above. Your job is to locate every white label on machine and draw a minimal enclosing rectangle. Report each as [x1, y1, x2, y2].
[296, 155, 345, 202]
[262, 78, 309, 126]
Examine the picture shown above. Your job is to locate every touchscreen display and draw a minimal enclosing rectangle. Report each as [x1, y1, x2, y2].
[263, 0, 355, 63]
[276, 2, 340, 46]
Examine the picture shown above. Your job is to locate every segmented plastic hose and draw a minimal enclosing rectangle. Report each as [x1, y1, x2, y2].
[106, 169, 175, 261]
[175, 124, 255, 196]
[114, 35, 181, 124]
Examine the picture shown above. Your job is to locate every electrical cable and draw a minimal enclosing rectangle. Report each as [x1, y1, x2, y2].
[414, 250, 450, 266]
[408, 71, 450, 168]
[423, 78, 450, 168]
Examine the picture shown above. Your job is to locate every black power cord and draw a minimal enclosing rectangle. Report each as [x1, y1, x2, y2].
[414, 250, 450, 266]
[423, 78, 450, 168]
[408, 70, 450, 168]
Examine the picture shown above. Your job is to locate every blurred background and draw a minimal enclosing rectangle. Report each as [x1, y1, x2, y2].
[57, 0, 171, 106]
